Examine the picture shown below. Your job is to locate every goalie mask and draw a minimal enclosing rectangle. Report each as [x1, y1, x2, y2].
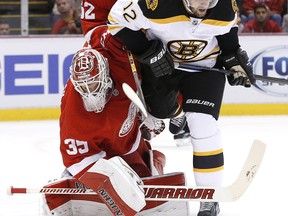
[70, 48, 113, 113]
[182, 0, 218, 17]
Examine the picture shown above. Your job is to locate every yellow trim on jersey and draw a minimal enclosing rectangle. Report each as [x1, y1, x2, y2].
[108, 25, 123, 32]
[194, 149, 223, 157]
[108, 13, 116, 24]
[194, 165, 224, 173]
[202, 19, 232, 26]
[107, 13, 123, 32]
[148, 15, 190, 24]
[0, 103, 287, 121]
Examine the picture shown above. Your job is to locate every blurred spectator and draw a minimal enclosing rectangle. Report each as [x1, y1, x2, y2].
[236, 5, 244, 33]
[243, 4, 282, 32]
[51, 0, 81, 34]
[242, 0, 285, 26]
[0, 19, 10, 35]
[282, 14, 288, 32]
[236, 0, 248, 24]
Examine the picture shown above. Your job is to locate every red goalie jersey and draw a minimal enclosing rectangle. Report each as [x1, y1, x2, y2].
[60, 24, 151, 178]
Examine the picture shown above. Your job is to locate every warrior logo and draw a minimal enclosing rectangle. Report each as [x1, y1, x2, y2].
[168, 40, 207, 61]
[144, 187, 215, 200]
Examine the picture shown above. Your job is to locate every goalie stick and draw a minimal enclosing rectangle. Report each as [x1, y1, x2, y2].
[8, 140, 266, 202]
[174, 63, 288, 85]
[122, 82, 147, 118]
[126, 50, 148, 118]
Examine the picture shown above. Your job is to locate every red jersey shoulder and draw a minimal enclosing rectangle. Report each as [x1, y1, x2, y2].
[81, 0, 117, 34]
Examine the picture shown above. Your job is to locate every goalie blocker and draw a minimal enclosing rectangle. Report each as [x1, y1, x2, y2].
[42, 170, 189, 216]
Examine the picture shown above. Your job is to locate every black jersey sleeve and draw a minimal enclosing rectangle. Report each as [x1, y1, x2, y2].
[114, 28, 151, 55]
[216, 27, 240, 55]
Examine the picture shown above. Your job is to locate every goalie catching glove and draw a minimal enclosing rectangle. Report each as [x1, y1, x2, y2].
[221, 48, 256, 87]
[136, 39, 174, 77]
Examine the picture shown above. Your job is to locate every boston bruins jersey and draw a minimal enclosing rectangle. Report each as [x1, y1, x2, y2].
[108, 0, 238, 67]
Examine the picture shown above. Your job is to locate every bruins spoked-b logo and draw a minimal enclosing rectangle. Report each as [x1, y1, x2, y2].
[167, 40, 207, 61]
[146, 0, 158, 11]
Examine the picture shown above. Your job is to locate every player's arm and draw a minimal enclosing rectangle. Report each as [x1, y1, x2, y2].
[217, 27, 256, 87]
[108, 0, 174, 77]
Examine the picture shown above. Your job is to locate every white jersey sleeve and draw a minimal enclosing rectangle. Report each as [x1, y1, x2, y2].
[108, 0, 149, 35]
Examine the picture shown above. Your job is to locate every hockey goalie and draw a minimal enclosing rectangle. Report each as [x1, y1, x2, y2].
[41, 18, 189, 215]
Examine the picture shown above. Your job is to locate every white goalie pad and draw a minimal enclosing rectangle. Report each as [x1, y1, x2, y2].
[43, 199, 111, 216]
[79, 156, 146, 215]
[43, 172, 189, 216]
[42, 177, 109, 216]
[137, 201, 189, 216]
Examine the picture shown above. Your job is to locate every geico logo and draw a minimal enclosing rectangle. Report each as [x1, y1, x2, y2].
[0, 54, 74, 95]
[186, 99, 215, 107]
[250, 46, 288, 97]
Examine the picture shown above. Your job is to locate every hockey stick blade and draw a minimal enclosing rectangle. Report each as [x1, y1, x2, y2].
[8, 140, 265, 202]
[211, 139, 266, 202]
[174, 63, 288, 85]
[122, 83, 148, 118]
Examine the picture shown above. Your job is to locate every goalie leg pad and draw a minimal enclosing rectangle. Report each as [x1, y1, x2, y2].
[42, 177, 104, 216]
[121, 139, 152, 178]
[79, 156, 146, 216]
[149, 150, 166, 175]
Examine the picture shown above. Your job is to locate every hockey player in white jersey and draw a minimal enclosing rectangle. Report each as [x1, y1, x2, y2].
[107, 0, 256, 215]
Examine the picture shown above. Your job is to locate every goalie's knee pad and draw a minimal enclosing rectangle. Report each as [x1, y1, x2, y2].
[79, 156, 146, 216]
[149, 150, 166, 175]
[122, 139, 166, 177]
[186, 112, 224, 186]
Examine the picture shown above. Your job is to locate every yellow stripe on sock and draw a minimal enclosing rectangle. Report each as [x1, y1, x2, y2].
[194, 149, 223, 157]
[193, 166, 224, 173]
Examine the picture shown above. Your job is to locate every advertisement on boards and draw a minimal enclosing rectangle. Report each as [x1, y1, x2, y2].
[0, 35, 287, 110]
[220, 35, 288, 104]
[0, 36, 85, 109]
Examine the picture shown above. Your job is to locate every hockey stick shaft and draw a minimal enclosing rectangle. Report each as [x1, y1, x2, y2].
[174, 63, 288, 84]
[127, 51, 147, 109]
[124, 51, 148, 118]
[8, 140, 266, 202]
[8, 185, 215, 201]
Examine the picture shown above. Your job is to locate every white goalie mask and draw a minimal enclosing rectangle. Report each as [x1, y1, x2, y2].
[182, 0, 218, 17]
[70, 48, 113, 113]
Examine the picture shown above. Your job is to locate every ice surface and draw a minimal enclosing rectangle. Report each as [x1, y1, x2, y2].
[0, 115, 287, 216]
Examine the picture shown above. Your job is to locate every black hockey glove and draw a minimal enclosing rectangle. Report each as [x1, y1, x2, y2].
[221, 48, 256, 87]
[135, 40, 174, 78]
